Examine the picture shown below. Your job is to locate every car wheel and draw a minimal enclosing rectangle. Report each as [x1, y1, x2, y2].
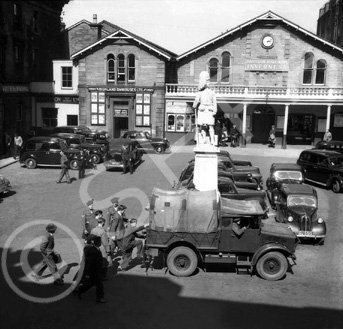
[69, 159, 79, 170]
[91, 154, 101, 164]
[332, 180, 341, 193]
[167, 246, 198, 277]
[256, 251, 288, 281]
[154, 146, 165, 154]
[25, 158, 37, 169]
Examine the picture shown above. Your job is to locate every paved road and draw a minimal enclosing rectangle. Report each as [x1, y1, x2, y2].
[0, 147, 342, 329]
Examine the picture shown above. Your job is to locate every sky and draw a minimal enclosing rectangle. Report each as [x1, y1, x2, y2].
[62, 0, 329, 54]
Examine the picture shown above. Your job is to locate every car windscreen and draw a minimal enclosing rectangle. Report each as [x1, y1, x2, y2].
[287, 195, 317, 207]
[275, 171, 302, 181]
[329, 157, 343, 166]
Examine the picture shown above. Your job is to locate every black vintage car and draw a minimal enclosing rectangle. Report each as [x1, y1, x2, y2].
[274, 184, 326, 244]
[314, 140, 343, 154]
[122, 130, 170, 154]
[104, 138, 143, 172]
[266, 163, 305, 209]
[19, 137, 81, 170]
[175, 161, 259, 190]
[50, 133, 106, 164]
[297, 149, 343, 193]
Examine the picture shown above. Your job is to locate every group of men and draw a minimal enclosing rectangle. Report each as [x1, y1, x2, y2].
[75, 197, 149, 303]
[4, 132, 23, 159]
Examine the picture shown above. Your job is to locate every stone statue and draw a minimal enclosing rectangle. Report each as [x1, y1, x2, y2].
[192, 71, 217, 144]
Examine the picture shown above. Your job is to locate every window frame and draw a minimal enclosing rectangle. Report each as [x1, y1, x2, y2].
[106, 53, 136, 84]
[62, 66, 72, 89]
[302, 52, 314, 85]
[221, 51, 231, 83]
[315, 59, 326, 85]
[13, 3, 22, 29]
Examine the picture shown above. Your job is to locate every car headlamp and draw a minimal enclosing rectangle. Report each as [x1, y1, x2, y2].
[317, 217, 324, 224]
[287, 216, 293, 222]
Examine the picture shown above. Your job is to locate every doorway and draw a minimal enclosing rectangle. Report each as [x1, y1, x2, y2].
[112, 98, 132, 138]
[113, 117, 128, 138]
[251, 106, 275, 143]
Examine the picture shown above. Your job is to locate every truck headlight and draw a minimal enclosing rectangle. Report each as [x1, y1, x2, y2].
[317, 217, 324, 224]
[287, 216, 293, 222]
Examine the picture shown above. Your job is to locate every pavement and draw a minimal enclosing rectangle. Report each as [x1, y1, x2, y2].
[0, 143, 312, 170]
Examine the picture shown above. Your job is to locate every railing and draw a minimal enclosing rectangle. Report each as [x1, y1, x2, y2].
[165, 84, 343, 101]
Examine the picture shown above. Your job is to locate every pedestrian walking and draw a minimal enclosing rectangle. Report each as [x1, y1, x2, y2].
[56, 151, 71, 184]
[91, 215, 110, 280]
[108, 204, 128, 257]
[31, 223, 64, 285]
[73, 235, 107, 303]
[116, 219, 149, 272]
[4, 132, 11, 158]
[13, 133, 23, 159]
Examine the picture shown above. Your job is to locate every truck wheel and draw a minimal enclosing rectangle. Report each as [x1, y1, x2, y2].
[167, 246, 198, 277]
[69, 160, 79, 170]
[25, 158, 36, 169]
[91, 154, 101, 164]
[332, 180, 341, 193]
[256, 252, 287, 281]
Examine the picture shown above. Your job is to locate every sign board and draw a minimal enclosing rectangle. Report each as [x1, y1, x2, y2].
[245, 59, 289, 72]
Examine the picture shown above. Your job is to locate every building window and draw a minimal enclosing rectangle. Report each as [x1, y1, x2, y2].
[67, 115, 78, 126]
[128, 54, 135, 82]
[167, 113, 195, 132]
[221, 52, 231, 82]
[209, 58, 218, 82]
[107, 54, 115, 82]
[32, 11, 38, 32]
[14, 44, 23, 79]
[42, 108, 57, 129]
[135, 93, 150, 126]
[62, 67, 72, 88]
[90, 92, 106, 125]
[117, 54, 125, 83]
[315, 59, 326, 85]
[13, 3, 21, 29]
[303, 52, 314, 84]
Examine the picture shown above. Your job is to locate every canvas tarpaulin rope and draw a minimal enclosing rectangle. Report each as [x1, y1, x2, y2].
[148, 188, 218, 233]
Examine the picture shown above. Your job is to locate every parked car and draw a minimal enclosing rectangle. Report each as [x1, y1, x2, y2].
[19, 136, 81, 170]
[50, 133, 106, 164]
[0, 175, 11, 195]
[77, 125, 110, 145]
[145, 188, 298, 280]
[122, 130, 170, 154]
[274, 184, 326, 244]
[297, 149, 343, 193]
[104, 138, 143, 172]
[314, 140, 343, 154]
[266, 163, 305, 209]
[174, 161, 259, 190]
[52, 125, 92, 136]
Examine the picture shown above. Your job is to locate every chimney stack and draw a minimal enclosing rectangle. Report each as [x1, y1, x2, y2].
[93, 14, 97, 24]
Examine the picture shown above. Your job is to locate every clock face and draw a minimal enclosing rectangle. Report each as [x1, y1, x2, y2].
[262, 35, 274, 48]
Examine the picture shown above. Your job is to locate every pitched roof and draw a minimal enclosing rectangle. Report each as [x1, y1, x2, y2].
[71, 19, 176, 60]
[177, 11, 343, 60]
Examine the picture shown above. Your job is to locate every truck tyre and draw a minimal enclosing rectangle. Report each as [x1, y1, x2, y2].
[256, 251, 287, 281]
[167, 246, 198, 277]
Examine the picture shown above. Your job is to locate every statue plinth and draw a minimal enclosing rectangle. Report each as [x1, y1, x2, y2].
[193, 144, 219, 191]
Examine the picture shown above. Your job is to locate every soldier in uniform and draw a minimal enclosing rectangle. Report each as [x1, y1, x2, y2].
[121, 144, 133, 174]
[82, 199, 96, 241]
[108, 205, 128, 254]
[107, 197, 120, 255]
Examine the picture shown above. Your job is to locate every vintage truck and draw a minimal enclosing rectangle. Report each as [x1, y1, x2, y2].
[145, 188, 298, 281]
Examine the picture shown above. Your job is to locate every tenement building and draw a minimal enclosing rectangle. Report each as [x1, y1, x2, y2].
[0, 0, 69, 155]
[166, 11, 343, 146]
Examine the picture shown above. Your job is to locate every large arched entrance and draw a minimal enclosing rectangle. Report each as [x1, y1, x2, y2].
[251, 105, 275, 143]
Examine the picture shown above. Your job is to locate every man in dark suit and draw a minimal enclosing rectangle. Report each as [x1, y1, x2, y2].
[121, 144, 133, 174]
[82, 199, 96, 241]
[56, 151, 71, 184]
[74, 235, 106, 303]
[31, 223, 64, 285]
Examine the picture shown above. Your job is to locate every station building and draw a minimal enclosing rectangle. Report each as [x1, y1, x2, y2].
[165, 11, 343, 146]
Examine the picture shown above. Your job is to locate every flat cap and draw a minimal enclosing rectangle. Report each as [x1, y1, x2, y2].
[46, 223, 57, 233]
[86, 199, 94, 206]
[111, 197, 119, 204]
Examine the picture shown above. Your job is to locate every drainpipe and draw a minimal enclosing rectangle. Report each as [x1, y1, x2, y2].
[282, 104, 289, 149]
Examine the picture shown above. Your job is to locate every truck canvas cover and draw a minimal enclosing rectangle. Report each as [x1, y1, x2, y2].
[148, 188, 218, 233]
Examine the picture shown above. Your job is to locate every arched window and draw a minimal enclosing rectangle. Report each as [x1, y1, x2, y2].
[315, 59, 326, 85]
[107, 54, 115, 82]
[209, 58, 218, 82]
[303, 52, 314, 84]
[221, 52, 231, 82]
[128, 54, 135, 82]
[117, 54, 125, 83]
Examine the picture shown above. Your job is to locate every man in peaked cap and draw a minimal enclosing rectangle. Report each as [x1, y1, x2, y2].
[82, 199, 96, 241]
[32, 223, 64, 285]
[106, 197, 120, 230]
[231, 218, 249, 237]
[108, 204, 128, 255]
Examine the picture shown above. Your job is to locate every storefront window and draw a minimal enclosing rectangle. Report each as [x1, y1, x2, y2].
[135, 93, 150, 127]
[168, 114, 175, 131]
[90, 92, 106, 125]
[176, 115, 185, 131]
[42, 108, 57, 129]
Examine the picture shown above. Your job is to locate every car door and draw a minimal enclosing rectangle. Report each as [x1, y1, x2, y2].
[34, 142, 51, 165]
[302, 153, 317, 181]
[135, 132, 153, 151]
[48, 142, 62, 164]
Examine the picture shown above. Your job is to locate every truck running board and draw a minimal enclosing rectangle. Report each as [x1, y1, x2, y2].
[204, 254, 236, 264]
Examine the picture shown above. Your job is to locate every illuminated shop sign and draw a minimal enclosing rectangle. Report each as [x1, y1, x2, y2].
[245, 59, 289, 72]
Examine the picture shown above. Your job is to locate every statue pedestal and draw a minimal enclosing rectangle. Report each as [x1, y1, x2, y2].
[193, 144, 219, 191]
